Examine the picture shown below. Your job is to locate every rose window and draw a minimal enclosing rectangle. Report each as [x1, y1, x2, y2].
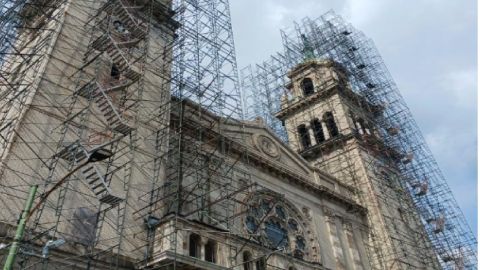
[244, 195, 309, 259]
[113, 20, 127, 34]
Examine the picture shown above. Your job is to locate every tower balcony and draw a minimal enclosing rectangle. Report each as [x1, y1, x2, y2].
[297, 129, 403, 164]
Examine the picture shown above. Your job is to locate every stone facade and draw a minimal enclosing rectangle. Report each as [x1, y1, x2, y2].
[0, 0, 175, 268]
[0, 2, 439, 270]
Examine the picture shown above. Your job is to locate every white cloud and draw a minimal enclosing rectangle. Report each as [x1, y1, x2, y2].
[342, 0, 386, 26]
[263, 1, 290, 27]
[440, 69, 477, 109]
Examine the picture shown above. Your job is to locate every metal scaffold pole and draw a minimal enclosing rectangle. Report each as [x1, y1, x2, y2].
[1, 0, 475, 269]
[3, 185, 38, 270]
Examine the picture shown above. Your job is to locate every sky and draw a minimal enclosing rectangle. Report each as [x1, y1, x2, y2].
[230, 0, 477, 236]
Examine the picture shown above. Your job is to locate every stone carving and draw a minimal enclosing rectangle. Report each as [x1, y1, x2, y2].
[342, 221, 353, 231]
[323, 206, 344, 223]
[302, 206, 312, 221]
[254, 134, 280, 159]
[322, 206, 335, 218]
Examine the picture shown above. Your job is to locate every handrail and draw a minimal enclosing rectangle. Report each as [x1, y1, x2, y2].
[116, 0, 147, 32]
[94, 81, 127, 125]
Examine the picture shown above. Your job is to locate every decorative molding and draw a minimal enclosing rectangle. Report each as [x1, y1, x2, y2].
[302, 206, 312, 221]
[323, 206, 345, 223]
[322, 206, 335, 218]
[253, 134, 281, 159]
[342, 221, 353, 232]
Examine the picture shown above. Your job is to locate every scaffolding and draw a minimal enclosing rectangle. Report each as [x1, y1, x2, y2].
[241, 11, 477, 269]
[0, 0, 304, 269]
[1, 0, 476, 269]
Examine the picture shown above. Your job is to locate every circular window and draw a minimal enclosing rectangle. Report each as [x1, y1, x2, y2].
[113, 20, 127, 33]
[243, 193, 310, 257]
[265, 219, 288, 249]
[246, 216, 258, 233]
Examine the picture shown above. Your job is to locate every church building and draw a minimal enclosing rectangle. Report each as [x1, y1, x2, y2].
[0, 0, 458, 269]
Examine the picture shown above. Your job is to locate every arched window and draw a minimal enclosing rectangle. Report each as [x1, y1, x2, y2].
[189, 234, 201, 258]
[297, 124, 311, 149]
[356, 118, 371, 135]
[256, 257, 266, 270]
[311, 119, 325, 143]
[205, 239, 217, 263]
[323, 112, 339, 137]
[111, 64, 120, 80]
[294, 235, 306, 259]
[243, 251, 253, 270]
[301, 78, 314, 96]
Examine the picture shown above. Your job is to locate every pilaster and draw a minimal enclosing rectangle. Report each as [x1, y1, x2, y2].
[335, 218, 355, 270]
[352, 223, 371, 270]
[321, 121, 330, 140]
[316, 206, 336, 269]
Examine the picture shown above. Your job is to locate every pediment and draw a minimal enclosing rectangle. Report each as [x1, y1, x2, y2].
[220, 119, 314, 179]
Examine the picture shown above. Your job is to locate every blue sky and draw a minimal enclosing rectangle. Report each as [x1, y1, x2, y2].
[230, 0, 477, 236]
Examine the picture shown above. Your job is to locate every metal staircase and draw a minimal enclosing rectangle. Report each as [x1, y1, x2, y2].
[62, 0, 142, 208]
[95, 88, 134, 135]
[76, 80, 134, 135]
[81, 164, 123, 205]
[104, 0, 147, 40]
[91, 33, 141, 82]
[89, 1, 147, 82]
[58, 0, 143, 208]
[56, 141, 124, 205]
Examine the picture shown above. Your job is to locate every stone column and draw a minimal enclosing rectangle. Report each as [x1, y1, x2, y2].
[200, 236, 208, 261]
[352, 223, 371, 270]
[316, 207, 336, 269]
[321, 121, 330, 140]
[335, 218, 355, 270]
[364, 127, 371, 135]
[307, 125, 317, 146]
[355, 121, 364, 135]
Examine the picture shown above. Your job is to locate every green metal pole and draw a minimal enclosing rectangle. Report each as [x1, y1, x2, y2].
[3, 185, 38, 270]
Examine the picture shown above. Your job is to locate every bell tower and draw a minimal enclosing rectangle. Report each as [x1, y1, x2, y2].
[276, 58, 387, 185]
[275, 46, 441, 268]
[277, 59, 352, 156]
